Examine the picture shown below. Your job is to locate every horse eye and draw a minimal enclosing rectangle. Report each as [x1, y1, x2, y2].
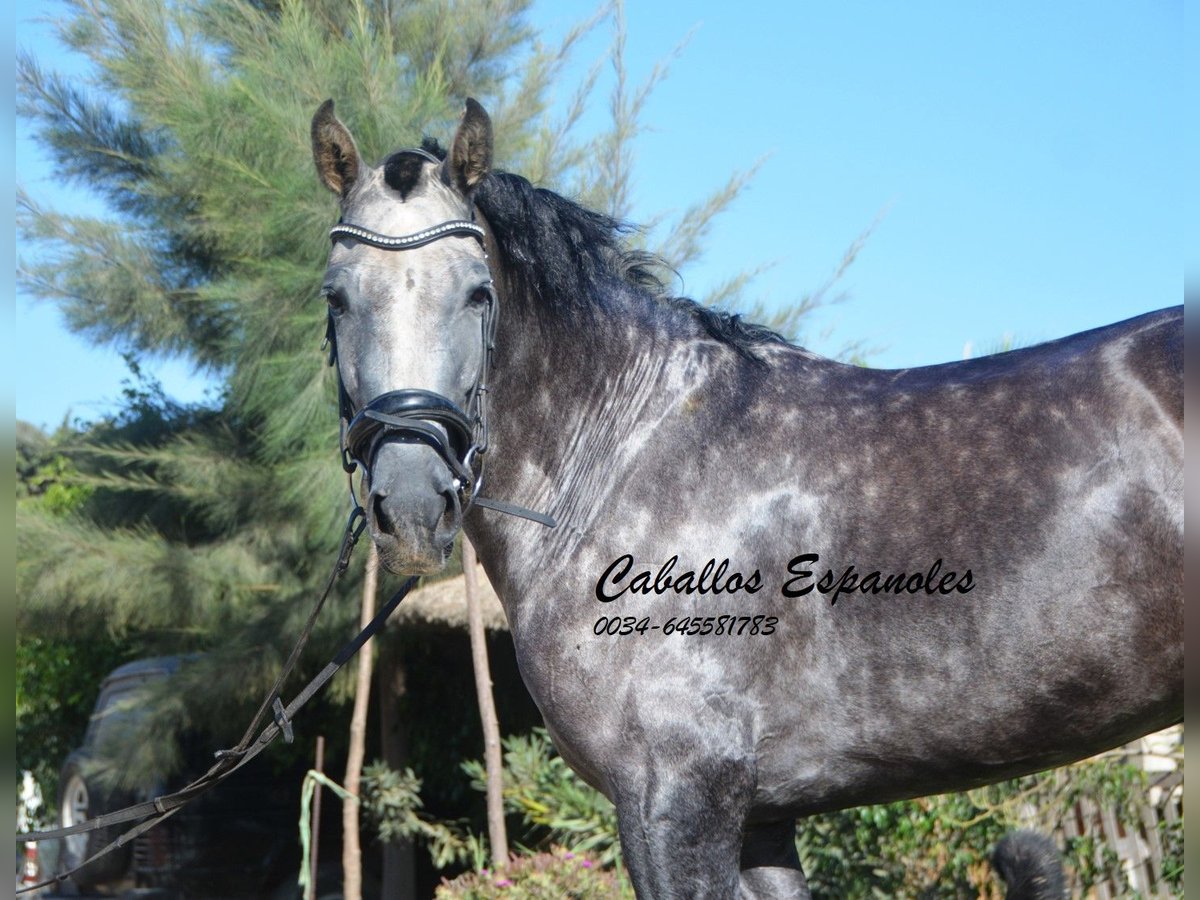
[468, 285, 493, 307]
[323, 287, 347, 315]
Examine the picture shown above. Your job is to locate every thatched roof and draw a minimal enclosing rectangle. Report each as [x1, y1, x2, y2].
[386, 565, 509, 631]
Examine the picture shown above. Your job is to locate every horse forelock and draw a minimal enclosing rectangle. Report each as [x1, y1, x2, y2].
[382, 152, 426, 200]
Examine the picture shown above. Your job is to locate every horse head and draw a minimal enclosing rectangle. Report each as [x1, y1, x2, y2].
[312, 99, 494, 574]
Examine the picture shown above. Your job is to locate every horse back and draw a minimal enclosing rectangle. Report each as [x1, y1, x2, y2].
[720, 306, 1185, 810]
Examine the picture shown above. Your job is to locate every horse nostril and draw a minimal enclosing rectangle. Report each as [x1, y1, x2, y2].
[372, 493, 396, 535]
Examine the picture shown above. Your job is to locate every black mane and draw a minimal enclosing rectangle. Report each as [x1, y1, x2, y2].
[384, 141, 788, 359]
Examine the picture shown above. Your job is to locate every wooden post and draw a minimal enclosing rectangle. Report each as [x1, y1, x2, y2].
[342, 543, 379, 900]
[462, 538, 508, 869]
[306, 735, 325, 900]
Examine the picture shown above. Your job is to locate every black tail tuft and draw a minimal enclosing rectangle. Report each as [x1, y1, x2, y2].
[992, 830, 1067, 900]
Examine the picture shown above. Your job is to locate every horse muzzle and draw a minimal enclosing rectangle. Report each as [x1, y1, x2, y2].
[365, 439, 463, 573]
[347, 390, 478, 574]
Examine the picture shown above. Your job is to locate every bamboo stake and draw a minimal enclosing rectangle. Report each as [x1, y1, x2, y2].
[462, 537, 508, 869]
[342, 543, 379, 900]
[306, 735, 325, 900]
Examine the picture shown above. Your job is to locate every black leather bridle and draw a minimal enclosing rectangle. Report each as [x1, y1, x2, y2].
[327, 165, 554, 529]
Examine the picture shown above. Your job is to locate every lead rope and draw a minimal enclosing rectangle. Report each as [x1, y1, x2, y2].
[16, 504, 418, 895]
[222, 498, 365, 759]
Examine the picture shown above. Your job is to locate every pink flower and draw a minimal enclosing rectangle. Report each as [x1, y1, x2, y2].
[495, 878, 512, 887]
[563, 852, 575, 860]
[581, 860, 593, 868]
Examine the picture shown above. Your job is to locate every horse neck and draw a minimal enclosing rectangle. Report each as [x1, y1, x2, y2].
[463, 270, 697, 598]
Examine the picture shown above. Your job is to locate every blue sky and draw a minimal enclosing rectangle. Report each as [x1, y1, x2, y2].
[15, 0, 1183, 430]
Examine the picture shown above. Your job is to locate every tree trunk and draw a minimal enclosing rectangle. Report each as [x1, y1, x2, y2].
[342, 543, 379, 900]
[462, 538, 508, 869]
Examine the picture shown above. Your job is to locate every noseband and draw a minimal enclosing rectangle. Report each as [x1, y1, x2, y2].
[326, 174, 554, 529]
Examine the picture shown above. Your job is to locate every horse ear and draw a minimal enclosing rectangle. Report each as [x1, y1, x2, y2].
[445, 98, 493, 195]
[311, 99, 361, 197]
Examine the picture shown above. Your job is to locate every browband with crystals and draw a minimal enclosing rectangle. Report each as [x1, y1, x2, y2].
[329, 220, 485, 251]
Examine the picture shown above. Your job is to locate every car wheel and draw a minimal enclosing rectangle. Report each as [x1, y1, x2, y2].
[57, 760, 132, 889]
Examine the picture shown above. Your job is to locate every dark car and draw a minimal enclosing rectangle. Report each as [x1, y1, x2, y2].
[47, 657, 307, 899]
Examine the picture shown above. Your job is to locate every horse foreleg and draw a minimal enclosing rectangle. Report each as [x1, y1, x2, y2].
[612, 755, 754, 899]
[739, 821, 811, 899]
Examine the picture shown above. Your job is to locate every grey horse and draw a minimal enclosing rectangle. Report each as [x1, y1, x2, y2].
[311, 98, 1182, 898]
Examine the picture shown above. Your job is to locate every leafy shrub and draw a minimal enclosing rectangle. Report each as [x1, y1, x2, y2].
[359, 761, 482, 869]
[434, 846, 634, 899]
[374, 727, 1182, 897]
[462, 728, 621, 867]
[464, 729, 1182, 898]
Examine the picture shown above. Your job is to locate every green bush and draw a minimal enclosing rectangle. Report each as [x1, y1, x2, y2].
[463, 729, 621, 867]
[371, 727, 1181, 897]
[359, 761, 481, 870]
[462, 729, 1182, 898]
[434, 847, 634, 900]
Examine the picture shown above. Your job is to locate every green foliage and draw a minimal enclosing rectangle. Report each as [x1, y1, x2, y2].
[454, 728, 1182, 898]
[798, 793, 1009, 897]
[1157, 814, 1184, 892]
[15, 635, 134, 821]
[359, 761, 482, 870]
[26, 455, 94, 516]
[16, 421, 50, 498]
[435, 846, 635, 900]
[359, 729, 622, 883]
[17, 420, 91, 513]
[463, 728, 621, 867]
[797, 756, 1181, 897]
[16, 423, 134, 807]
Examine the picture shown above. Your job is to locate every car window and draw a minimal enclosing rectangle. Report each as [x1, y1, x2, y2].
[87, 677, 159, 751]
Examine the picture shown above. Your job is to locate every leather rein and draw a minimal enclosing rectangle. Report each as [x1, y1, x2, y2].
[17, 508, 411, 895]
[16, 157, 552, 894]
